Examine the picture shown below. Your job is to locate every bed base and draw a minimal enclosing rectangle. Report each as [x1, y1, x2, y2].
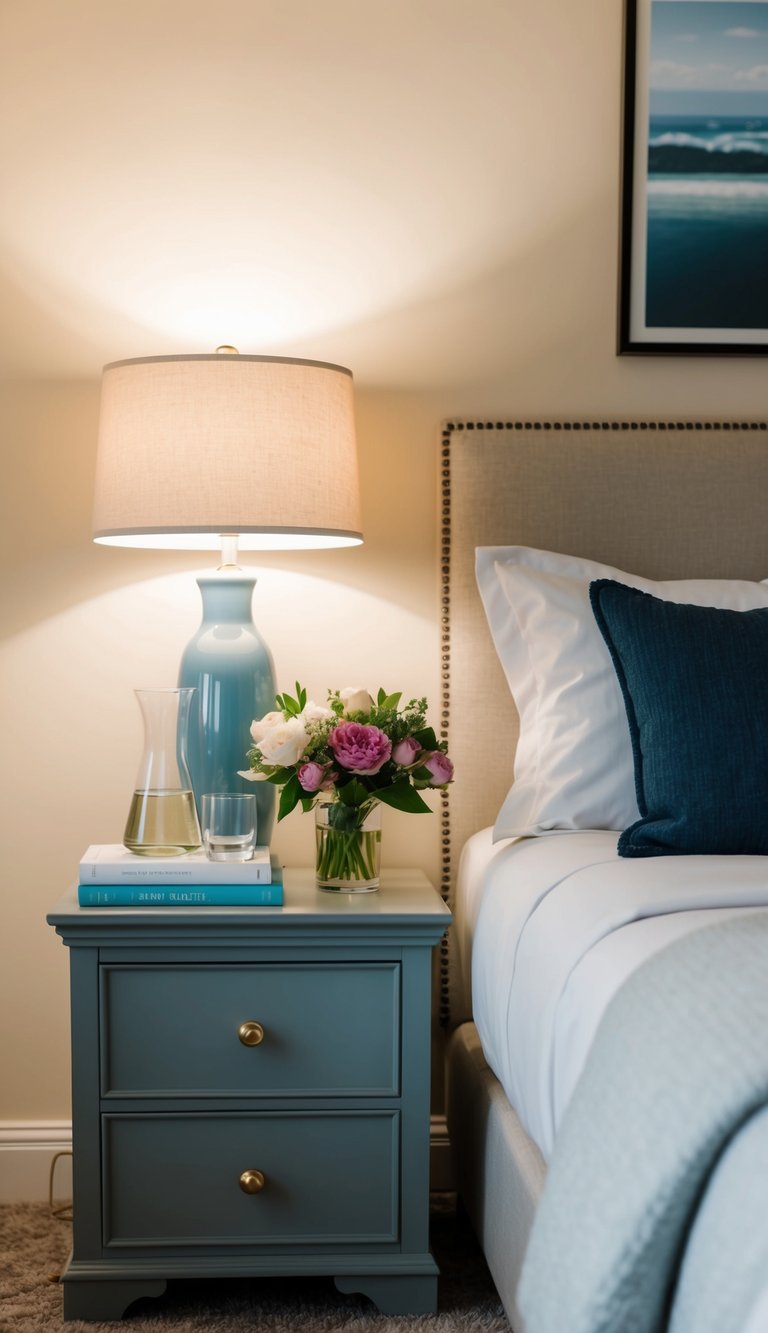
[446, 1023, 545, 1329]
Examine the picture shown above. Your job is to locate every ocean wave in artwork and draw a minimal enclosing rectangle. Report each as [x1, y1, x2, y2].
[651, 130, 768, 155]
[649, 127, 768, 174]
[647, 176, 768, 199]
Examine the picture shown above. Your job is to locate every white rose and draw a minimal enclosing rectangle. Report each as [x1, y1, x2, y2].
[250, 711, 285, 743]
[237, 768, 268, 781]
[300, 700, 335, 725]
[340, 687, 374, 715]
[256, 717, 310, 767]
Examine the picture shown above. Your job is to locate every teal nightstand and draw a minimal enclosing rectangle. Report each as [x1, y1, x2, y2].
[48, 869, 451, 1321]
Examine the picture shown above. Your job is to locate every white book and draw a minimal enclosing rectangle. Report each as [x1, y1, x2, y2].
[79, 843, 273, 886]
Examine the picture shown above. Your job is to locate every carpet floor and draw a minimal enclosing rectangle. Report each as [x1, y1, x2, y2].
[0, 1197, 510, 1332]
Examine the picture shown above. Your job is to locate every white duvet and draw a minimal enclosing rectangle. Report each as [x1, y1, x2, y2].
[460, 828, 768, 1161]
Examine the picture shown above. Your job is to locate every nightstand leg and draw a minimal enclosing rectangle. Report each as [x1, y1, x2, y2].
[62, 1277, 167, 1321]
[334, 1273, 438, 1314]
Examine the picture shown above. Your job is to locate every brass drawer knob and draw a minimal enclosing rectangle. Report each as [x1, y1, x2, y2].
[238, 1020, 264, 1047]
[239, 1169, 265, 1194]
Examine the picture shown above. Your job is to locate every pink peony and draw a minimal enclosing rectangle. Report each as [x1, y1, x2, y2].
[328, 722, 392, 775]
[392, 736, 422, 767]
[423, 751, 454, 786]
[298, 761, 337, 793]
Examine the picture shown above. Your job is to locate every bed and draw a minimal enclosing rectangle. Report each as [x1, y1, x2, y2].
[440, 420, 768, 1333]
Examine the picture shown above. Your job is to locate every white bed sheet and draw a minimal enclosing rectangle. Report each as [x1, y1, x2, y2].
[461, 829, 768, 1161]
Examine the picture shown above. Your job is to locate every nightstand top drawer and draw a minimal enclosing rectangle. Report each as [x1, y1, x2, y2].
[101, 962, 400, 1097]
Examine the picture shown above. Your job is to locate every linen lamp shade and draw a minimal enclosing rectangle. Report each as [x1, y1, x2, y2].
[92, 353, 362, 550]
[92, 349, 363, 844]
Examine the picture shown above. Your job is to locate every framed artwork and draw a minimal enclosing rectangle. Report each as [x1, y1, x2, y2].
[619, 0, 768, 355]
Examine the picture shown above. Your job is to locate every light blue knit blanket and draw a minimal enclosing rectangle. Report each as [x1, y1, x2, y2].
[517, 911, 768, 1333]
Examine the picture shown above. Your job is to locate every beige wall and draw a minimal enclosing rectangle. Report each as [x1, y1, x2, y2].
[4, 0, 768, 1122]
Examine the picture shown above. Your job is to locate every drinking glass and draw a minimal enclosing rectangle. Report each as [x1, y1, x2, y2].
[201, 793, 257, 862]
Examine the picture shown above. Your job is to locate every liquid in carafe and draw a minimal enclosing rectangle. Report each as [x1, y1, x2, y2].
[122, 688, 201, 856]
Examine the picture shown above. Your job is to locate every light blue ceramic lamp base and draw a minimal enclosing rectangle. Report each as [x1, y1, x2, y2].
[178, 573, 276, 844]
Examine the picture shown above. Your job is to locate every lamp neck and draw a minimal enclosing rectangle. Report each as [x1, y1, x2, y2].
[195, 574, 257, 624]
[218, 534, 240, 569]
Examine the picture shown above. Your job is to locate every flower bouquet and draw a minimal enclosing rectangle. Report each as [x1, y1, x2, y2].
[241, 684, 454, 891]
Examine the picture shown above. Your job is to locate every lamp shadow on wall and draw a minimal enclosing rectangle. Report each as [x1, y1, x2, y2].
[2, 567, 434, 706]
[0, 566, 439, 883]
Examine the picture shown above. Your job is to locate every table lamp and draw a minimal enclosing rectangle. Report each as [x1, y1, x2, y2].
[92, 349, 363, 844]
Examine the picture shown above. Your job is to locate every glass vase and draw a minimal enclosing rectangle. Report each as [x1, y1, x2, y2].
[123, 688, 202, 856]
[315, 801, 382, 893]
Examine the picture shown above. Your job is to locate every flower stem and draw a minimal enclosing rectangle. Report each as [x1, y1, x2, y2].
[315, 814, 381, 888]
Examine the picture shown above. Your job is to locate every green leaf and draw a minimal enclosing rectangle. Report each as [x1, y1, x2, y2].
[326, 801, 367, 832]
[413, 726, 438, 750]
[371, 779, 432, 814]
[377, 687, 386, 705]
[380, 691, 402, 711]
[336, 778, 370, 807]
[277, 772, 303, 821]
[276, 684, 307, 718]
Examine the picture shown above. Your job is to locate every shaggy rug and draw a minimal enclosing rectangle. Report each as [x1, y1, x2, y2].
[0, 1197, 510, 1332]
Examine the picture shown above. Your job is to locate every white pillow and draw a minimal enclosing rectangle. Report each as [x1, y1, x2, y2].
[476, 546, 768, 839]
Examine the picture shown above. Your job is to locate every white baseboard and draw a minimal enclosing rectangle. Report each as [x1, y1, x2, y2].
[0, 1121, 73, 1204]
[0, 1117, 451, 1204]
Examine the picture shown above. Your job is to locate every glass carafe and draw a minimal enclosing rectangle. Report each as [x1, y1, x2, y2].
[123, 688, 202, 856]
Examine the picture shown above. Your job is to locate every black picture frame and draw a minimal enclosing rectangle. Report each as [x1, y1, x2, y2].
[619, 0, 768, 356]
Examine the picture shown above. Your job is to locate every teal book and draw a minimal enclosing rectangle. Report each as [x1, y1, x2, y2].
[78, 858, 283, 907]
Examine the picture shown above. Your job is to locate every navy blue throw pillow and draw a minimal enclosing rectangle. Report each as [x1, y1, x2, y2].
[589, 579, 768, 857]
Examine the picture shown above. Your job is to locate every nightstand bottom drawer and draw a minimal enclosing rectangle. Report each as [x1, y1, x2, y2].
[103, 1111, 399, 1248]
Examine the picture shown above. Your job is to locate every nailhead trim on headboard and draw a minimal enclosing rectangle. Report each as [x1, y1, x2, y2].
[438, 426, 454, 1027]
[442, 420, 768, 432]
[437, 417, 768, 1027]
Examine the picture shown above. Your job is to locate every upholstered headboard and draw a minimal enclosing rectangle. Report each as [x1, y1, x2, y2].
[439, 419, 768, 1023]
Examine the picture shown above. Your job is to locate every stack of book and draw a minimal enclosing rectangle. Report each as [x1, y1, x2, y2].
[77, 844, 284, 907]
